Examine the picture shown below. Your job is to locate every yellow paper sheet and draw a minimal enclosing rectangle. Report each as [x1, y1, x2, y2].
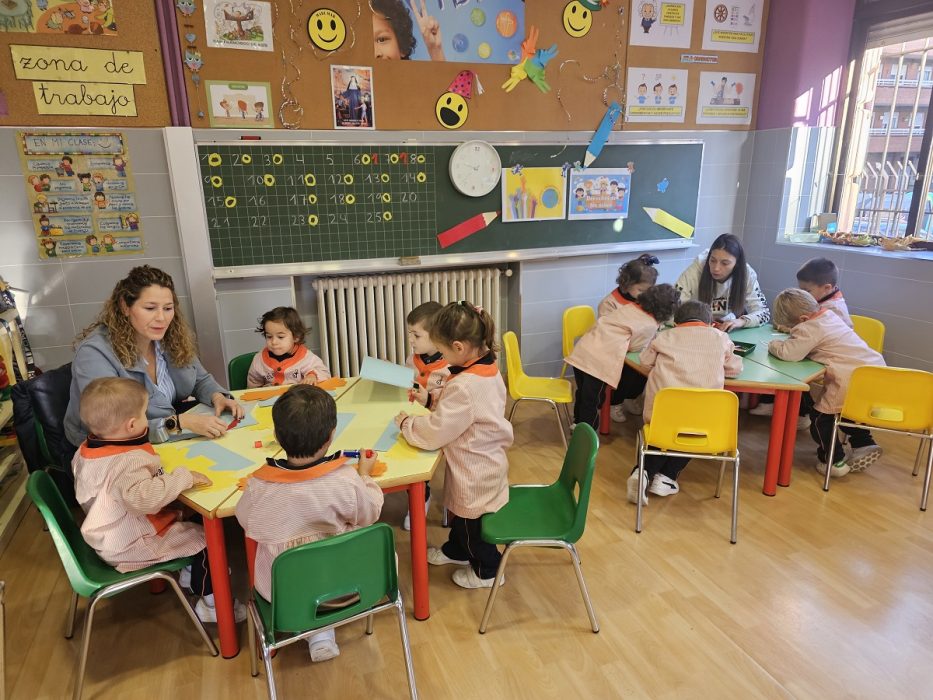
[11, 45, 146, 84]
[32, 81, 137, 117]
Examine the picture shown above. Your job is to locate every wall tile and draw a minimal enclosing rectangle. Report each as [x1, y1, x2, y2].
[62, 257, 188, 304]
[31, 345, 75, 370]
[218, 288, 294, 330]
[0, 262, 68, 306]
[20, 305, 76, 348]
[520, 263, 608, 303]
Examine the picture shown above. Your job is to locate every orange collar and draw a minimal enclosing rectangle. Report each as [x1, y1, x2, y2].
[446, 353, 499, 380]
[261, 345, 308, 384]
[676, 321, 710, 328]
[412, 353, 448, 387]
[80, 439, 155, 459]
[247, 455, 348, 485]
[612, 288, 653, 319]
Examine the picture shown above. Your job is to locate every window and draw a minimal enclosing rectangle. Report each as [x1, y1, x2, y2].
[924, 65, 933, 82]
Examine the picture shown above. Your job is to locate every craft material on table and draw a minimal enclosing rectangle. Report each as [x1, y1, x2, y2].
[359, 356, 416, 388]
[437, 211, 498, 248]
[643, 206, 695, 238]
[240, 386, 289, 401]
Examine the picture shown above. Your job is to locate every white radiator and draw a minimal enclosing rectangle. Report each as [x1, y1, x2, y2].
[312, 268, 509, 377]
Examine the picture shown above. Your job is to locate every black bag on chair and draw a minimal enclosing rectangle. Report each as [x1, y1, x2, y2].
[11, 362, 75, 473]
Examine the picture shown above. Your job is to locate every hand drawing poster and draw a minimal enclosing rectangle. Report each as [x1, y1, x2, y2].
[501, 167, 566, 223]
[626, 67, 688, 123]
[629, 0, 695, 49]
[701, 0, 762, 53]
[568, 168, 631, 221]
[0, 0, 116, 35]
[696, 71, 756, 125]
[205, 0, 273, 52]
[19, 132, 144, 260]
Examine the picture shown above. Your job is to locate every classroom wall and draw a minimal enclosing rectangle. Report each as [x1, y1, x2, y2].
[0, 127, 194, 372]
[756, 0, 857, 130]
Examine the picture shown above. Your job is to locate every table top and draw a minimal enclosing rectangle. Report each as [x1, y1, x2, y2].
[154, 379, 439, 519]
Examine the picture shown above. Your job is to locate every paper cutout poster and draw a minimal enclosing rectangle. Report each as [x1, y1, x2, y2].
[501, 167, 566, 223]
[626, 67, 688, 123]
[205, 0, 273, 52]
[371, 0, 524, 64]
[18, 131, 144, 260]
[206, 81, 273, 128]
[0, 0, 116, 35]
[629, 0, 695, 49]
[568, 168, 631, 221]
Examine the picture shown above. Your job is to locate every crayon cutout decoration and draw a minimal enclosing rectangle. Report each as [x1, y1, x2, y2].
[436, 70, 482, 129]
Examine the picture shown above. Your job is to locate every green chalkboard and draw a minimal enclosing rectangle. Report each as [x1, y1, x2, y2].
[196, 142, 702, 268]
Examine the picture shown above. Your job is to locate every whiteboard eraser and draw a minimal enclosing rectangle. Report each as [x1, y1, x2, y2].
[399, 256, 421, 266]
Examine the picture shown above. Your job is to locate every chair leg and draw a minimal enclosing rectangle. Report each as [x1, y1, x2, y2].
[247, 606, 259, 678]
[913, 436, 929, 477]
[714, 459, 726, 499]
[73, 593, 103, 700]
[635, 436, 646, 534]
[366, 613, 374, 635]
[65, 591, 79, 639]
[479, 544, 513, 634]
[921, 438, 933, 512]
[547, 399, 567, 449]
[261, 645, 277, 700]
[163, 574, 218, 657]
[822, 415, 843, 492]
[730, 456, 740, 544]
[565, 543, 599, 633]
[395, 597, 419, 700]
[507, 398, 524, 422]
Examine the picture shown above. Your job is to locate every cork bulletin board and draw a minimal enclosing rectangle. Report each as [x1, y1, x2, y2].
[172, 0, 770, 134]
[0, 1, 171, 127]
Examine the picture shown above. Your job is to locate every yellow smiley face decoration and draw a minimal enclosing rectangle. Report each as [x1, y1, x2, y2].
[307, 8, 346, 51]
[562, 1, 594, 37]
[435, 92, 469, 129]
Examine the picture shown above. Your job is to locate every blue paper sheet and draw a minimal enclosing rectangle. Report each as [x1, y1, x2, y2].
[359, 356, 415, 389]
[185, 443, 258, 472]
[373, 421, 401, 451]
[332, 412, 355, 442]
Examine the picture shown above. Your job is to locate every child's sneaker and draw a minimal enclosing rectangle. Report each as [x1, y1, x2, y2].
[626, 468, 648, 506]
[402, 494, 432, 531]
[848, 444, 883, 472]
[451, 567, 504, 589]
[308, 629, 339, 663]
[816, 458, 851, 478]
[648, 474, 679, 497]
[427, 546, 468, 566]
[749, 403, 774, 417]
[623, 396, 644, 416]
[178, 565, 192, 591]
[195, 596, 248, 624]
[610, 405, 627, 423]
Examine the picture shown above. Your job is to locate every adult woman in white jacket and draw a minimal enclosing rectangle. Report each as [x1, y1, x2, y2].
[675, 233, 770, 330]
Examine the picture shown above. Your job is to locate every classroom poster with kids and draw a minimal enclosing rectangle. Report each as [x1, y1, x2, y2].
[696, 71, 756, 125]
[206, 81, 273, 128]
[568, 169, 631, 221]
[625, 67, 688, 123]
[501, 167, 567, 223]
[0, 0, 116, 35]
[18, 131, 144, 260]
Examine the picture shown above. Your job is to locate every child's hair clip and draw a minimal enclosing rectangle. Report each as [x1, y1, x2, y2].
[639, 253, 660, 266]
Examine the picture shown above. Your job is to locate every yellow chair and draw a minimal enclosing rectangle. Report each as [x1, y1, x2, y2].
[636, 388, 741, 543]
[851, 315, 886, 352]
[502, 331, 573, 448]
[560, 305, 596, 379]
[822, 366, 933, 509]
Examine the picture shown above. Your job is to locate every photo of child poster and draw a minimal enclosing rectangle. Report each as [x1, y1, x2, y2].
[501, 167, 566, 223]
[0, 0, 116, 35]
[18, 131, 144, 260]
[568, 168, 631, 221]
[696, 71, 756, 125]
[205, 0, 273, 52]
[331, 65, 374, 129]
[206, 81, 273, 128]
[629, 0, 695, 49]
[625, 67, 688, 123]
[702, 0, 762, 53]
[370, 0, 524, 64]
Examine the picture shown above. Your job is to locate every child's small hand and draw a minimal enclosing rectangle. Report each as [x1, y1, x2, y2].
[408, 385, 429, 406]
[357, 449, 377, 477]
[190, 472, 213, 488]
[395, 411, 410, 428]
[300, 371, 318, 385]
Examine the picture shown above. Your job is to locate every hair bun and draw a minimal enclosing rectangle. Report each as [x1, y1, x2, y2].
[639, 254, 660, 266]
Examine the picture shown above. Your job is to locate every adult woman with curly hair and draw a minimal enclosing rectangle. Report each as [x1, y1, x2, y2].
[64, 265, 244, 449]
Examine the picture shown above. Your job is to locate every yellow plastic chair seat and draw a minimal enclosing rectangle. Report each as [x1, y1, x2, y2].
[839, 366, 933, 433]
[851, 315, 885, 353]
[510, 374, 573, 404]
[643, 388, 739, 456]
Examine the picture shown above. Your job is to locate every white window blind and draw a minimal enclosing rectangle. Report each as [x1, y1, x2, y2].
[867, 12, 933, 48]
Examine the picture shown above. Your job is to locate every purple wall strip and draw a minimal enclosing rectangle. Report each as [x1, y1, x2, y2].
[154, 0, 190, 126]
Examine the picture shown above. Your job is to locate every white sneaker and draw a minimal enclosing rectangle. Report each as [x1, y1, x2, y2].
[178, 565, 191, 591]
[402, 494, 432, 531]
[648, 474, 679, 497]
[451, 567, 503, 589]
[816, 458, 851, 478]
[427, 546, 468, 566]
[610, 405, 627, 423]
[749, 402, 774, 417]
[627, 468, 648, 506]
[195, 596, 248, 624]
[623, 396, 644, 416]
[308, 628, 339, 662]
[797, 415, 811, 431]
[848, 444, 883, 472]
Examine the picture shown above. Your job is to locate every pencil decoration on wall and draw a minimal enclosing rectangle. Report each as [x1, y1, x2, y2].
[437, 211, 499, 249]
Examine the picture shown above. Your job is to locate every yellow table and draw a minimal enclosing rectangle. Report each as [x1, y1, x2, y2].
[154, 378, 439, 658]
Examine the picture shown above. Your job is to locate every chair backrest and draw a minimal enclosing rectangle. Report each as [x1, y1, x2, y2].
[841, 366, 933, 432]
[851, 315, 885, 353]
[227, 352, 256, 391]
[562, 306, 596, 359]
[556, 423, 600, 543]
[501, 331, 526, 400]
[269, 523, 398, 634]
[26, 471, 112, 598]
[12, 363, 72, 472]
[645, 388, 739, 455]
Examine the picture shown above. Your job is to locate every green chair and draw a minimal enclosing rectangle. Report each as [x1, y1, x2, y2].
[479, 423, 600, 634]
[247, 523, 418, 699]
[26, 471, 218, 700]
[228, 351, 257, 391]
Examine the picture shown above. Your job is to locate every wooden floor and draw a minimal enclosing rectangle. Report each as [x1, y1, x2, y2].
[4, 403, 933, 699]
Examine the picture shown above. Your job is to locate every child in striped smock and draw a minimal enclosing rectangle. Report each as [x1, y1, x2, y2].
[395, 301, 514, 589]
[247, 306, 330, 388]
[236, 384, 384, 662]
[566, 254, 681, 430]
[627, 301, 744, 505]
[402, 301, 450, 531]
[72, 378, 247, 624]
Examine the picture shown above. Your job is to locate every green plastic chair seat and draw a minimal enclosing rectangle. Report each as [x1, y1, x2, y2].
[482, 484, 577, 544]
[227, 352, 256, 391]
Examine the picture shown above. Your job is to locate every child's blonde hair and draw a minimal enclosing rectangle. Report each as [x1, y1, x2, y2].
[79, 377, 148, 438]
[772, 288, 819, 329]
